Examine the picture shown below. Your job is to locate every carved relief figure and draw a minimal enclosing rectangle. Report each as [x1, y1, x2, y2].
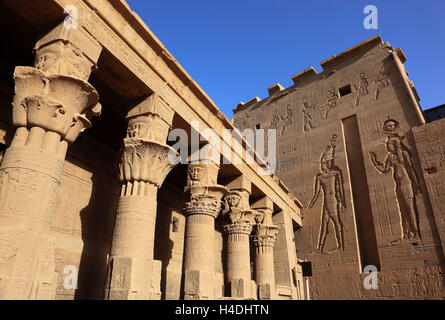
[279, 105, 293, 135]
[187, 165, 204, 188]
[269, 111, 280, 130]
[354, 72, 369, 106]
[222, 192, 244, 224]
[301, 102, 315, 132]
[323, 86, 338, 119]
[369, 119, 421, 242]
[308, 134, 345, 253]
[374, 65, 390, 100]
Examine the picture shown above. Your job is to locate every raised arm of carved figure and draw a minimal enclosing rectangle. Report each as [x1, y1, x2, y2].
[369, 151, 390, 174]
[308, 174, 321, 208]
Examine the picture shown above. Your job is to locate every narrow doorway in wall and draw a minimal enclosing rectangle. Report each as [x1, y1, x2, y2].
[341, 115, 381, 271]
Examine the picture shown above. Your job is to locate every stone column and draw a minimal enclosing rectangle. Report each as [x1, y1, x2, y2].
[251, 197, 279, 300]
[105, 94, 179, 300]
[182, 159, 228, 300]
[0, 23, 102, 299]
[222, 176, 255, 298]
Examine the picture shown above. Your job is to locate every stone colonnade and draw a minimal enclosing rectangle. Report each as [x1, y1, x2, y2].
[0, 21, 282, 301]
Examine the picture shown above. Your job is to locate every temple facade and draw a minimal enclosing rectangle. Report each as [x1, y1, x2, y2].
[233, 35, 445, 299]
[0, 0, 304, 300]
[0, 0, 444, 301]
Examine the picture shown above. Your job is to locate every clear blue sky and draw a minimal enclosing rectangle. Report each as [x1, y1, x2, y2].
[127, 0, 445, 119]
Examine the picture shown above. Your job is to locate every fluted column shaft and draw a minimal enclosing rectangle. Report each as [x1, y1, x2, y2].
[106, 95, 178, 300]
[0, 22, 102, 300]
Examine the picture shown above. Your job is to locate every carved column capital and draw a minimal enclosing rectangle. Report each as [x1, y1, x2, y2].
[118, 138, 178, 188]
[12, 67, 101, 143]
[183, 194, 223, 219]
[11, 23, 102, 150]
[185, 162, 220, 194]
[252, 224, 279, 248]
[223, 220, 253, 236]
[118, 94, 179, 193]
[222, 190, 255, 235]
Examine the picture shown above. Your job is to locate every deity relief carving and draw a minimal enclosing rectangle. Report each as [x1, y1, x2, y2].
[222, 191, 255, 224]
[369, 119, 421, 243]
[34, 41, 92, 81]
[374, 65, 390, 100]
[301, 102, 315, 132]
[280, 105, 293, 136]
[126, 114, 171, 144]
[354, 72, 369, 106]
[269, 111, 280, 130]
[323, 86, 338, 119]
[252, 208, 279, 247]
[185, 163, 220, 194]
[268, 105, 294, 136]
[308, 134, 345, 253]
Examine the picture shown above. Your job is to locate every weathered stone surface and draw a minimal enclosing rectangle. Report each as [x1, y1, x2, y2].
[233, 35, 445, 299]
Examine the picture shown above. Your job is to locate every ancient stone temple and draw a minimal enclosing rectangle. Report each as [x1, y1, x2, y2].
[0, 1, 444, 301]
[233, 35, 445, 299]
[0, 0, 304, 300]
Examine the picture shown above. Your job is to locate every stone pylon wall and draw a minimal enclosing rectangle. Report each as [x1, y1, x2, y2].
[233, 36, 445, 299]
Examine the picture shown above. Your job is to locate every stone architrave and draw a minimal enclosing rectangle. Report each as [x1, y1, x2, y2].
[251, 197, 279, 300]
[182, 158, 228, 300]
[105, 94, 179, 300]
[0, 22, 102, 300]
[222, 176, 255, 298]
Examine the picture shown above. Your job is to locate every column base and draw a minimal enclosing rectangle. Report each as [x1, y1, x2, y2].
[105, 257, 162, 300]
[0, 229, 58, 300]
[184, 269, 215, 300]
[229, 278, 257, 299]
[258, 283, 275, 300]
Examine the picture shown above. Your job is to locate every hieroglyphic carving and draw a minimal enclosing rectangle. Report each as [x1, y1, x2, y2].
[301, 102, 315, 132]
[374, 65, 390, 100]
[354, 72, 369, 106]
[369, 119, 421, 243]
[0, 168, 59, 218]
[308, 134, 345, 253]
[323, 86, 338, 119]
